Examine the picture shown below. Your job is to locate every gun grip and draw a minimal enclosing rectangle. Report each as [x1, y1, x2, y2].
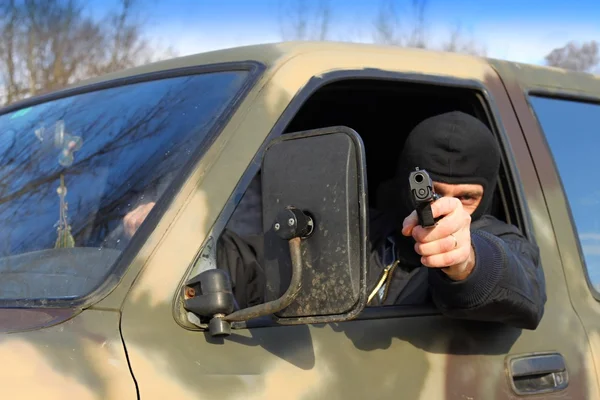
[416, 202, 437, 228]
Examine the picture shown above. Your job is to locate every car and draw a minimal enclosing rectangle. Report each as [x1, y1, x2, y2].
[0, 40, 599, 399]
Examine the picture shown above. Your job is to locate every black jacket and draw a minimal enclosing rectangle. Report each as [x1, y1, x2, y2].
[365, 209, 547, 330]
[217, 210, 547, 330]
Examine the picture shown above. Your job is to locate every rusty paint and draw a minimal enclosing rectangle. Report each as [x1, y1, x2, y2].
[184, 287, 196, 299]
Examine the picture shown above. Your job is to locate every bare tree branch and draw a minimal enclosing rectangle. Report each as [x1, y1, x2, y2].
[0, 0, 20, 104]
[372, 0, 429, 47]
[372, 0, 402, 45]
[278, 0, 332, 41]
[0, 0, 176, 106]
[407, 0, 427, 48]
[372, 0, 486, 56]
[441, 23, 487, 56]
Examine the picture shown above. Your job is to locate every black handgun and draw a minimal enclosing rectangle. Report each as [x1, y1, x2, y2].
[409, 167, 441, 228]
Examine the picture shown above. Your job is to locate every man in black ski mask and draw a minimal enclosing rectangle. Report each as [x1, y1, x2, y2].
[367, 111, 547, 330]
[193, 111, 546, 330]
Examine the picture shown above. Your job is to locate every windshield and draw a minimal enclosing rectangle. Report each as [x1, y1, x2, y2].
[0, 69, 251, 304]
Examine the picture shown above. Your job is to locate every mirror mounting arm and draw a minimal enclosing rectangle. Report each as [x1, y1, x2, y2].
[224, 235, 302, 323]
[183, 207, 313, 337]
[223, 207, 314, 323]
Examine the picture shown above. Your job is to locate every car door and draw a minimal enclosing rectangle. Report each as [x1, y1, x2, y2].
[492, 59, 600, 396]
[120, 46, 594, 399]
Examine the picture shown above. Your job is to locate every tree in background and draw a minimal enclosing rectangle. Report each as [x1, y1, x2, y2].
[278, 0, 332, 41]
[372, 0, 486, 55]
[0, 0, 175, 106]
[279, 0, 486, 56]
[372, 0, 427, 48]
[544, 40, 599, 72]
[441, 23, 487, 56]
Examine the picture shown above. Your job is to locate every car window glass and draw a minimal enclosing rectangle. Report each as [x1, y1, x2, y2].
[0, 69, 250, 304]
[529, 95, 600, 293]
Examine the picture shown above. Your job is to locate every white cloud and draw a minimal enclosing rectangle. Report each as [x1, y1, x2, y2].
[580, 233, 600, 241]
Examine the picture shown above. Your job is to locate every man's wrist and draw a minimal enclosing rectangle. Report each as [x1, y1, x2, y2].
[428, 231, 504, 309]
[444, 244, 476, 281]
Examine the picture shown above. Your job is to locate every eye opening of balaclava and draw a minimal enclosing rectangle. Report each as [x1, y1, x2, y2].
[395, 111, 501, 222]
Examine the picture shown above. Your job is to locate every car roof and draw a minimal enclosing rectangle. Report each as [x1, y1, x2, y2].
[6, 41, 600, 111]
[65, 41, 490, 88]
[73, 40, 600, 90]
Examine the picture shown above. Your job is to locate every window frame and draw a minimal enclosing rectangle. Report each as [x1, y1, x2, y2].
[181, 68, 534, 330]
[524, 88, 600, 302]
[0, 60, 266, 309]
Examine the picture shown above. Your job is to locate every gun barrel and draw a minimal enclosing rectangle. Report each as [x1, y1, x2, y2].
[409, 167, 438, 227]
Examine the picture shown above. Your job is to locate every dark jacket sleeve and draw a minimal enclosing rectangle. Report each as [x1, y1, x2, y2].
[427, 216, 547, 330]
[216, 229, 266, 310]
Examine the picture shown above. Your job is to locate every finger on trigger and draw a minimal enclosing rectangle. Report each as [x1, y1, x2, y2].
[431, 196, 461, 219]
[412, 217, 458, 243]
[402, 211, 418, 236]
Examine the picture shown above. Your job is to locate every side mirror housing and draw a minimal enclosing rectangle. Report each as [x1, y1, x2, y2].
[183, 126, 369, 335]
[260, 126, 368, 324]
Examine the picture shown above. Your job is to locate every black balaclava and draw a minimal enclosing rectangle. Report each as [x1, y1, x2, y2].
[395, 111, 501, 222]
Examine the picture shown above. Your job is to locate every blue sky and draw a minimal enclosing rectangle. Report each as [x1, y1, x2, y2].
[89, 0, 600, 66]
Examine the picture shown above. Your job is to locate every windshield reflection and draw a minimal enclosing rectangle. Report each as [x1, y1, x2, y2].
[0, 70, 248, 258]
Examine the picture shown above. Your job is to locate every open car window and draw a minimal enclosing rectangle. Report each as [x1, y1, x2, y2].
[0, 69, 251, 304]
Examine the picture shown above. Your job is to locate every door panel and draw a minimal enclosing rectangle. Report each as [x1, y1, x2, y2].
[121, 48, 592, 399]
[0, 310, 135, 400]
[496, 72, 600, 397]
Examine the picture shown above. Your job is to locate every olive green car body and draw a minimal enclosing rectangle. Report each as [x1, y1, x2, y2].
[1, 41, 600, 399]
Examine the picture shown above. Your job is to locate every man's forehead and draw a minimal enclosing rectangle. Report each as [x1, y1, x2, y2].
[433, 181, 484, 195]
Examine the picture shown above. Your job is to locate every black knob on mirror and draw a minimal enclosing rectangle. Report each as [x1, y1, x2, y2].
[272, 207, 314, 240]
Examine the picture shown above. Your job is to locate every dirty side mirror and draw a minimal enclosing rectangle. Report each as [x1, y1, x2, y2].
[182, 126, 368, 336]
[261, 126, 368, 325]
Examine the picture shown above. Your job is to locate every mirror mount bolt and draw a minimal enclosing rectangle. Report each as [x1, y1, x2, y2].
[273, 207, 314, 240]
[208, 314, 231, 337]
